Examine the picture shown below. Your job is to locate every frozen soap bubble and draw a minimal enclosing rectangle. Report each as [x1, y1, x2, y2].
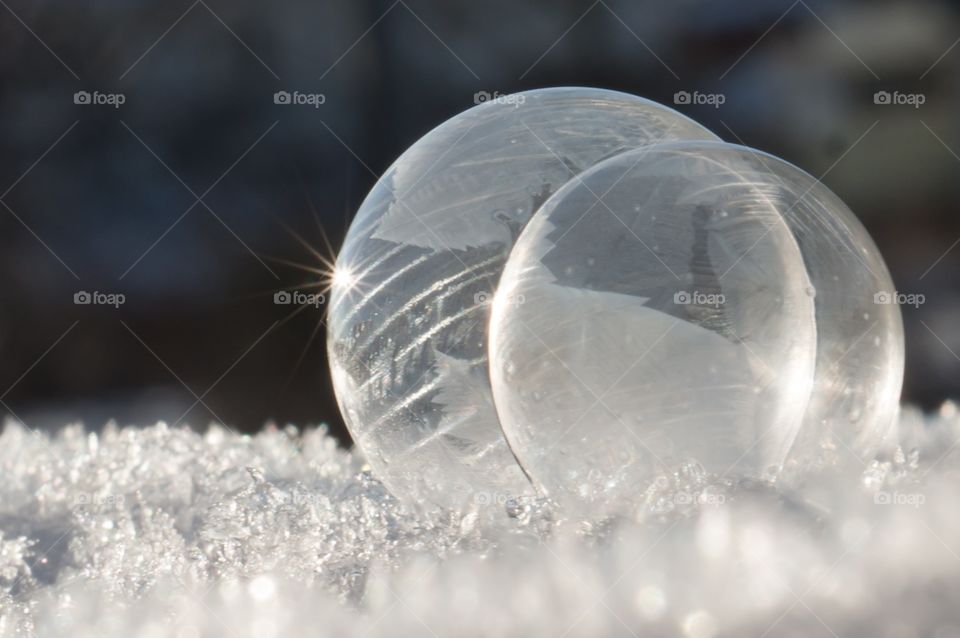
[327, 88, 719, 510]
[489, 140, 904, 514]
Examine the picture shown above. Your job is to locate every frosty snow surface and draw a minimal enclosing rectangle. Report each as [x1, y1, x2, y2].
[1, 406, 959, 637]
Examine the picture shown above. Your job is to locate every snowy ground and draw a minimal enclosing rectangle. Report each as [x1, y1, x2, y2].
[2, 406, 960, 637]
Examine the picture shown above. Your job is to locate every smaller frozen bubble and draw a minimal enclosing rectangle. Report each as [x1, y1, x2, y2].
[490, 141, 904, 515]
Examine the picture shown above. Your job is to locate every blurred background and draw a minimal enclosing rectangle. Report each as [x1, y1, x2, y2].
[0, 0, 958, 444]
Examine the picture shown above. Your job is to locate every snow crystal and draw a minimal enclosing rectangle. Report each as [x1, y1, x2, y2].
[2, 406, 960, 636]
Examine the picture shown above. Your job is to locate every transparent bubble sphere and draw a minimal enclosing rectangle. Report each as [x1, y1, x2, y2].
[489, 140, 904, 513]
[327, 88, 718, 509]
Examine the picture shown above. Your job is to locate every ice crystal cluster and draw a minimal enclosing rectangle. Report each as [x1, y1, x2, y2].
[2, 405, 960, 636]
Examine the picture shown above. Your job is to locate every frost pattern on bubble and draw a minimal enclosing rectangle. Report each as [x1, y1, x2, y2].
[2, 407, 960, 636]
[489, 141, 904, 514]
[327, 87, 719, 509]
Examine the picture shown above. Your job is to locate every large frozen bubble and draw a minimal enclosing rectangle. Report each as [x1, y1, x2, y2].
[327, 88, 719, 510]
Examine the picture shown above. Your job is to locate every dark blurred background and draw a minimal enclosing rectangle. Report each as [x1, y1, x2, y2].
[1, 0, 958, 444]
